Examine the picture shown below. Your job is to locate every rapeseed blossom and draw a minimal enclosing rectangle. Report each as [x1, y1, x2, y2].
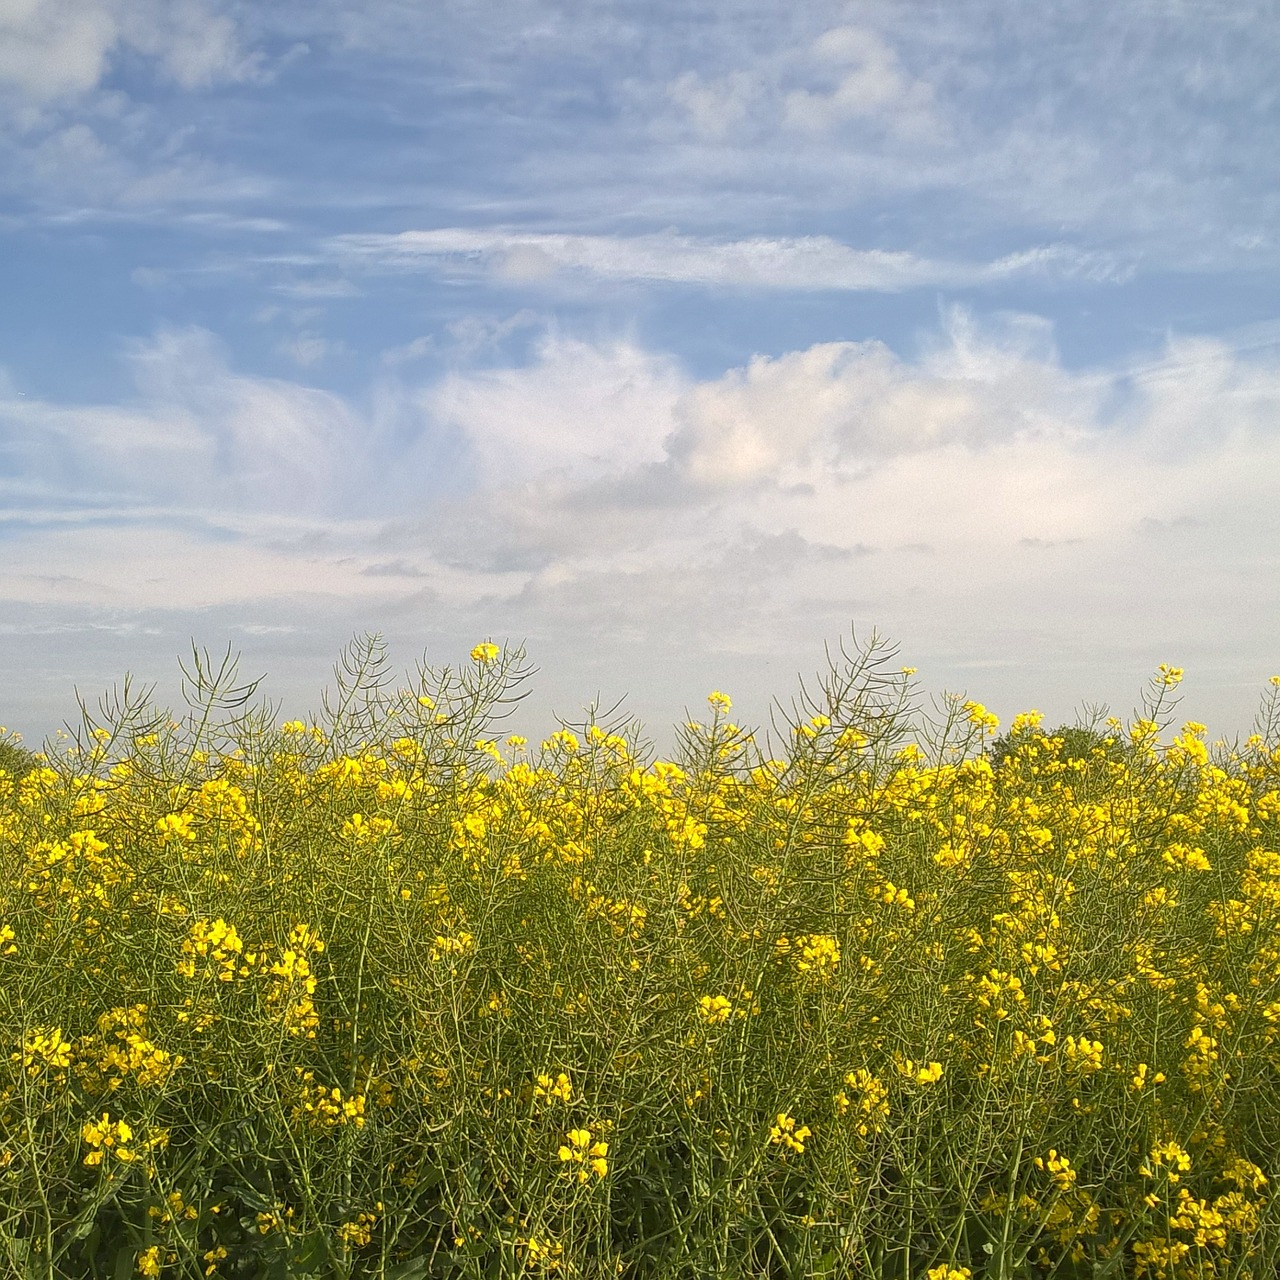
[696, 994, 733, 1023]
[768, 1113, 811, 1155]
[533, 1071, 573, 1103]
[557, 1128, 608, 1182]
[3, 643, 1280, 1276]
[82, 1113, 135, 1165]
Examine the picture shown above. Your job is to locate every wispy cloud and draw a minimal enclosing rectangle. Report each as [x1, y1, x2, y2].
[0, 327, 368, 515]
[326, 228, 1127, 292]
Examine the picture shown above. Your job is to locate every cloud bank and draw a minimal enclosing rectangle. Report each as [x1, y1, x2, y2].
[3, 311, 1278, 735]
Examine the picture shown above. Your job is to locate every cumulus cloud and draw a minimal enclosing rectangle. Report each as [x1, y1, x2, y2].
[666, 309, 1113, 489]
[667, 68, 759, 141]
[380, 312, 1280, 731]
[9, 311, 1280, 607]
[3, 311, 1280, 736]
[0, 0, 119, 99]
[425, 335, 684, 485]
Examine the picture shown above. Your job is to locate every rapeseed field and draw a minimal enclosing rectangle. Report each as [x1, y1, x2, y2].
[3, 635, 1280, 1279]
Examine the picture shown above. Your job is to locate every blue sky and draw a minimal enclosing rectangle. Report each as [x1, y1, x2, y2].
[2, 0, 1279, 742]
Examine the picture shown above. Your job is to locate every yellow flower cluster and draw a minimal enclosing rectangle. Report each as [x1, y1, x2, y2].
[557, 1128, 608, 1182]
[696, 994, 733, 1023]
[20, 1025, 72, 1076]
[533, 1071, 573, 1103]
[293, 1076, 368, 1129]
[768, 1112, 811, 1155]
[3, 645, 1280, 1276]
[89, 1004, 182, 1090]
[177, 917, 251, 982]
[336, 1209, 379, 1248]
[793, 932, 841, 977]
[834, 1068, 890, 1136]
[82, 1112, 137, 1165]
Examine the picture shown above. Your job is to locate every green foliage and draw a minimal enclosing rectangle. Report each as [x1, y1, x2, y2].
[986, 722, 1124, 772]
[0, 733, 34, 782]
[2, 639, 1280, 1279]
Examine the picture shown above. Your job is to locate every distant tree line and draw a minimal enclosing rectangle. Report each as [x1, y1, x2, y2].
[985, 719, 1128, 771]
[0, 734, 35, 780]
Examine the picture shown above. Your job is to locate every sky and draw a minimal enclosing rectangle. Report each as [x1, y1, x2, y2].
[2, 0, 1279, 745]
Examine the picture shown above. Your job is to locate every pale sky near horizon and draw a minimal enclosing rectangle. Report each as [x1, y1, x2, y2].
[2, 0, 1279, 746]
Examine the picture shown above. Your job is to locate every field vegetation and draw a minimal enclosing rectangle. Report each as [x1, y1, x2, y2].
[3, 635, 1280, 1280]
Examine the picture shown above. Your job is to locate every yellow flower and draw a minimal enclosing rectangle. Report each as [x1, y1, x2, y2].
[1033, 1149, 1077, 1192]
[21, 1026, 72, 1074]
[294, 1080, 367, 1129]
[533, 1071, 573, 1103]
[430, 931, 476, 963]
[82, 1112, 137, 1165]
[155, 811, 196, 843]
[962, 701, 1000, 732]
[896, 1058, 944, 1084]
[336, 1211, 378, 1248]
[768, 1113, 811, 1155]
[521, 1235, 564, 1270]
[136, 1245, 162, 1277]
[1062, 1035, 1104, 1073]
[202, 1245, 228, 1276]
[877, 881, 915, 911]
[707, 690, 733, 713]
[696, 994, 733, 1024]
[794, 934, 840, 977]
[470, 641, 501, 663]
[1163, 841, 1212, 871]
[1130, 1062, 1166, 1090]
[835, 1068, 890, 1136]
[557, 1128, 608, 1181]
[1140, 1138, 1192, 1181]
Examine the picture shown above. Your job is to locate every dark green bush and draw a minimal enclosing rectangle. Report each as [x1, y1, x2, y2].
[0, 734, 34, 781]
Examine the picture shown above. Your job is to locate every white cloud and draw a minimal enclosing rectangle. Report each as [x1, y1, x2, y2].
[279, 331, 348, 368]
[4, 312, 1280, 738]
[1, 327, 363, 512]
[664, 313, 1100, 489]
[119, 0, 257, 90]
[662, 21, 944, 147]
[628, 5, 1280, 265]
[0, 0, 118, 99]
[0, 0, 258, 102]
[667, 68, 759, 140]
[385, 314, 1280, 734]
[782, 26, 942, 141]
[327, 227, 1124, 292]
[425, 334, 684, 484]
